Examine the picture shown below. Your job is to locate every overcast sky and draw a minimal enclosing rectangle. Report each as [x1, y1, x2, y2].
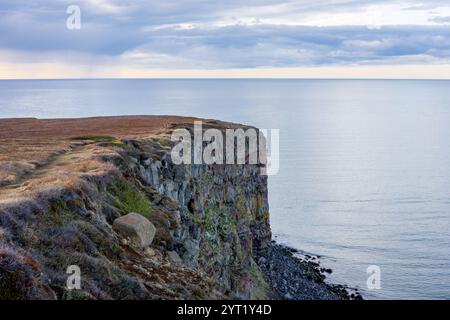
[1, 0, 450, 78]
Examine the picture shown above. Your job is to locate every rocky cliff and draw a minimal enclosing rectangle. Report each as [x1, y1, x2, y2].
[0, 116, 356, 300]
[0, 116, 272, 299]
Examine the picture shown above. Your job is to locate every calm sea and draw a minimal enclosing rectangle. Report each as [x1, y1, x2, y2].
[1, 79, 450, 299]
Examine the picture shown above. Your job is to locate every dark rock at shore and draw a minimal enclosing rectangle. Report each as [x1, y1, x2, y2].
[259, 243, 362, 300]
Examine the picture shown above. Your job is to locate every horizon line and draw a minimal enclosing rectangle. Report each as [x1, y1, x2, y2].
[1, 77, 450, 81]
[2, 64, 450, 80]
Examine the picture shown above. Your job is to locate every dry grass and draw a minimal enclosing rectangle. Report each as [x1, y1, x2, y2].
[0, 115, 232, 206]
[0, 115, 214, 188]
[0, 150, 117, 203]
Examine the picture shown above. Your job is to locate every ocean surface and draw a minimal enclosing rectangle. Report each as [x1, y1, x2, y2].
[1, 79, 450, 299]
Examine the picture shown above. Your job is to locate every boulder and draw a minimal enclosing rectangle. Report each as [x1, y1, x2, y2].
[113, 213, 156, 248]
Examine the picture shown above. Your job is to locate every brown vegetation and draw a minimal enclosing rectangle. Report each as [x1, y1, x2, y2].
[0, 116, 218, 188]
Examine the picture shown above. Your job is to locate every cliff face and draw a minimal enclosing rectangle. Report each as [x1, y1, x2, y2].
[135, 140, 272, 298]
[0, 117, 272, 300]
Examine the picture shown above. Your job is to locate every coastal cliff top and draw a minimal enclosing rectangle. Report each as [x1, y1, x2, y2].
[0, 116, 243, 188]
[0, 116, 205, 141]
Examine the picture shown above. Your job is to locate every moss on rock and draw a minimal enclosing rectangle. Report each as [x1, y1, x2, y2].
[108, 177, 152, 219]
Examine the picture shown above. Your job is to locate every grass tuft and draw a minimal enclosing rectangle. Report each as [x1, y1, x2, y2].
[46, 199, 74, 227]
[108, 177, 152, 219]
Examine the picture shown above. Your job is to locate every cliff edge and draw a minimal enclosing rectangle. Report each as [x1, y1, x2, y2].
[0, 116, 352, 300]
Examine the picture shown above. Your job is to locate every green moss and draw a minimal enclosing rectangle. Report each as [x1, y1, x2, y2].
[108, 178, 152, 219]
[153, 137, 170, 147]
[204, 208, 217, 235]
[207, 238, 221, 254]
[204, 206, 237, 238]
[103, 140, 126, 148]
[219, 210, 237, 235]
[73, 135, 117, 142]
[200, 206, 238, 263]
[65, 290, 89, 300]
[248, 258, 270, 300]
[47, 199, 74, 227]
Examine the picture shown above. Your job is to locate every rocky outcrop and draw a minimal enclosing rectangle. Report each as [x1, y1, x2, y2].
[113, 213, 156, 249]
[126, 125, 272, 299]
[0, 118, 272, 300]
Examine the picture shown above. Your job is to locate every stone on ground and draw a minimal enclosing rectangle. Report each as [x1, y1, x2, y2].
[113, 213, 156, 248]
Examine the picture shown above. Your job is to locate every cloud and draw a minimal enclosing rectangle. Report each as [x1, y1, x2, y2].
[0, 0, 450, 72]
[429, 16, 450, 24]
[113, 25, 450, 69]
[80, 0, 131, 14]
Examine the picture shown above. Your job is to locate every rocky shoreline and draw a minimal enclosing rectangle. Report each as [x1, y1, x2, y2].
[260, 242, 363, 300]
